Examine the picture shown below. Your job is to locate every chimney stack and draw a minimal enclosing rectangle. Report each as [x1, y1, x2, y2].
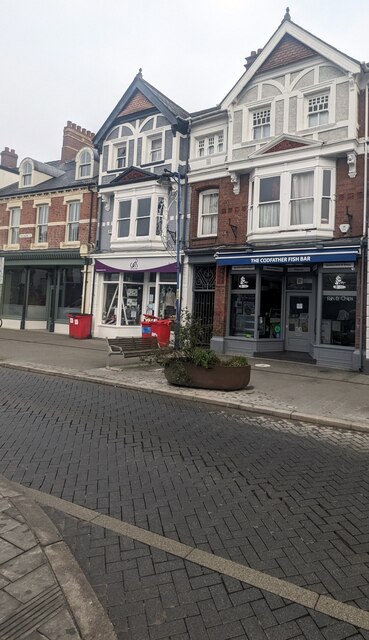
[61, 122, 95, 162]
[244, 48, 263, 70]
[1, 147, 18, 169]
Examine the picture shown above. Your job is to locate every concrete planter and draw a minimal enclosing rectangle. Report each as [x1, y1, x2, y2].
[164, 361, 251, 391]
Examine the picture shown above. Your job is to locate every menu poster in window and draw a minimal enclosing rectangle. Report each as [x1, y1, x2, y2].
[127, 288, 138, 297]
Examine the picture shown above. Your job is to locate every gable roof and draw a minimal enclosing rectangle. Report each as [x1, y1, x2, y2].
[221, 17, 361, 109]
[248, 133, 322, 158]
[105, 166, 159, 187]
[94, 73, 190, 148]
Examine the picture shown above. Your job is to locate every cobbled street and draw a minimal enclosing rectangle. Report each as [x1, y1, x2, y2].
[1, 367, 369, 639]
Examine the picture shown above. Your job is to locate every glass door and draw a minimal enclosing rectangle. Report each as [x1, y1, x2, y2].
[285, 292, 314, 352]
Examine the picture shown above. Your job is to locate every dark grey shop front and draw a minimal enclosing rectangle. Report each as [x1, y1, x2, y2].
[0, 251, 84, 332]
[212, 245, 361, 370]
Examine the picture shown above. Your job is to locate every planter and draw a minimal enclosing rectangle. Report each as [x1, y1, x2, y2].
[164, 361, 251, 391]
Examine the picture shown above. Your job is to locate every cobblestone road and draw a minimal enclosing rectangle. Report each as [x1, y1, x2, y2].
[0, 368, 369, 622]
[46, 507, 369, 640]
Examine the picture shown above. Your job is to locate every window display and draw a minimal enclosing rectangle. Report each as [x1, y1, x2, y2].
[321, 271, 356, 347]
[230, 274, 256, 338]
[258, 276, 282, 338]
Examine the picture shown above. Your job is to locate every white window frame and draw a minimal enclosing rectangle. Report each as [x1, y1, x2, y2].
[9, 207, 20, 244]
[196, 133, 225, 158]
[116, 144, 127, 170]
[78, 150, 92, 178]
[197, 190, 219, 237]
[66, 201, 80, 242]
[36, 204, 49, 243]
[21, 161, 32, 187]
[114, 193, 169, 242]
[307, 93, 329, 128]
[248, 165, 335, 235]
[149, 136, 163, 163]
[252, 107, 271, 140]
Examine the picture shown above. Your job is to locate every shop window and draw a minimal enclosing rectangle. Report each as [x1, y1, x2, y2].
[287, 275, 313, 291]
[57, 268, 82, 320]
[27, 268, 51, 321]
[230, 273, 256, 338]
[259, 177, 280, 228]
[102, 273, 119, 325]
[2, 268, 25, 317]
[320, 271, 356, 347]
[159, 273, 177, 319]
[258, 276, 282, 338]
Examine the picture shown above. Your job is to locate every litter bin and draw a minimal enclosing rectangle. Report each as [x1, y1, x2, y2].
[141, 315, 172, 347]
[152, 319, 172, 347]
[67, 313, 92, 340]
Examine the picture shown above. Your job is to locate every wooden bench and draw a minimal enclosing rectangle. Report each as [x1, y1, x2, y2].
[106, 336, 159, 367]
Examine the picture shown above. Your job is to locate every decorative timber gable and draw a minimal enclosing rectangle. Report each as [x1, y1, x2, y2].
[256, 34, 316, 75]
[263, 139, 307, 153]
[110, 166, 157, 185]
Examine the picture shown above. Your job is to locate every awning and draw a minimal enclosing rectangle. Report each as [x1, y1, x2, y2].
[94, 256, 177, 273]
[215, 245, 361, 267]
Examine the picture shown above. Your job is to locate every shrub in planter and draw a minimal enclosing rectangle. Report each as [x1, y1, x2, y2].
[145, 312, 251, 391]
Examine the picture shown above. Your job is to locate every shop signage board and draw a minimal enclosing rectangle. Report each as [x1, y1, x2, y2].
[216, 246, 360, 267]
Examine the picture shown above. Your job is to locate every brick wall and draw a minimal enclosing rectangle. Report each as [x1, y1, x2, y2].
[334, 156, 365, 238]
[256, 34, 315, 74]
[0, 190, 97, 249]
[213, 266, 229, 337]
[118, 92, 154, 117]
[189, 175, 249, 249]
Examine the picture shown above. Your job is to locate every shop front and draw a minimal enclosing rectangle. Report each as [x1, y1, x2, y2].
[0, 251, 84, 333]
[92, 254, 177, 338]
[212, 244, 362, 370]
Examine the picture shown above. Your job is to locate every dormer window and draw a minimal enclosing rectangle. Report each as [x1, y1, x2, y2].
[79, 150, 92, 177]
[22, 161, 32, 186]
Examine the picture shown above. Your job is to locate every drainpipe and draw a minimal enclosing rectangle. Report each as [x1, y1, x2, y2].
[359, 80, 369, 370]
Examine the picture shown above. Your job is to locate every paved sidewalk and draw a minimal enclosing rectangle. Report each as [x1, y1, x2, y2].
[0, 328, 368, 430]
[0, 476, 116, 640]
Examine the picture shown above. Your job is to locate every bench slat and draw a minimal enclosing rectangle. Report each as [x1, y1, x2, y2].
[106, 335, 160, 366]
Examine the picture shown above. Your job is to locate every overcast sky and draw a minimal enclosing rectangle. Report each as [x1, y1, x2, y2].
[1, 0, 369, 163]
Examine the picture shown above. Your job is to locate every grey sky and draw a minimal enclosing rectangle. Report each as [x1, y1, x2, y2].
[1, 0, 368, 163]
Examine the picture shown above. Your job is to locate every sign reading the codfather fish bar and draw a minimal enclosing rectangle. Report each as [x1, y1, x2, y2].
[216, 246, 360, 267]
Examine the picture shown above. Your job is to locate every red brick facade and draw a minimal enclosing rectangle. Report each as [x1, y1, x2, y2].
[256, 34, 316, 75]
[118, 91, 154, 117]
[0, 190, 97, 249]
[189, 175, 249, 250]
[335, 156, 365, 239]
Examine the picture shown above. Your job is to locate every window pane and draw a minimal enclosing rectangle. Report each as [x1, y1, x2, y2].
[291, 200, 314, 225]
[231, 274, 256, 290]
[2, 268, 25, 317]
[259, 277, 282, 338]
[119, 201, 131, 219]
[11, 208, 20, 226]
[321, 198, 330, 223]
[291, 172, 314, 198]
[321, 272, 356, 347]
[230, 293, 255, 337]
[57, 267, 83, 320]
[137, 218, 150, 236]
[259, 203, 280, 227]
[260, 177, 280, 202]
[103, 283, 118, 324]
[137, 198, 151, 217]
[68, 202, 80, 222]
[118, 219, 130, 237]
[122, 284, 143, 325]
[322, 170, 331, 197]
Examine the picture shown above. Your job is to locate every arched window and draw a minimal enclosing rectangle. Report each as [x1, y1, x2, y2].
[22, 161, 32, 186]
[79, 150, 92, 178]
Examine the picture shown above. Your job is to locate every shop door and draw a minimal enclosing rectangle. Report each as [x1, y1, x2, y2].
[285, 293, 314, 352]
[46, 272, 56, 332]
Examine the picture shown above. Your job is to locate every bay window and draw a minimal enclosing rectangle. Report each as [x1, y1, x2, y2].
[249, 164, 334, 235]
[117, 201, 131, 237]
[115, 195, 167, 240]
